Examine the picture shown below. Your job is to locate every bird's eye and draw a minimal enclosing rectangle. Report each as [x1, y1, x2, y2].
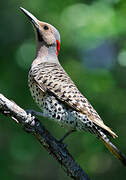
[43, 25, 49, 30]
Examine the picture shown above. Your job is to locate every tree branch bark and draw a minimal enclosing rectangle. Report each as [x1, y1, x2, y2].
[0, 93, 91, 180]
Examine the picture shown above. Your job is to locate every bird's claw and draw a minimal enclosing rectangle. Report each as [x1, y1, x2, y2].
[58, 140, 67, 149]
[26, 109, 44, 117]
[23, 110, 36, 133]
[26, 109, 36, 116]
[23, 125, 35, 133]
[25, 111, 36, 126]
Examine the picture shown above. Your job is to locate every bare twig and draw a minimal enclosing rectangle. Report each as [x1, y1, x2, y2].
[0, 93, 91, 180]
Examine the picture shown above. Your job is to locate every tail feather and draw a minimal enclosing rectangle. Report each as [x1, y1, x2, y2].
[100, 136, 126, 166]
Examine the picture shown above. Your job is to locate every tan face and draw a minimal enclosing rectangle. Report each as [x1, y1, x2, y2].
[20, 7, 61, 56]
[36, 21, 61, 56]
[37, 21, 56, 45]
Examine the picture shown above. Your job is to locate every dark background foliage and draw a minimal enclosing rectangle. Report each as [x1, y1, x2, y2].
[0, 0, 126, 179]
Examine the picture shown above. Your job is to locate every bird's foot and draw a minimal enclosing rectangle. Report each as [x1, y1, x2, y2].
[26, 109, 43, 117]
[58, 130, 76, 143]
[58, 141, 68, 149]
[23, 126, 35, 133]
[24, 110, 36, 133]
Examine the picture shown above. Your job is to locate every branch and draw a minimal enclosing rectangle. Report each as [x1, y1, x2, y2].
[0, 93, 91, 180]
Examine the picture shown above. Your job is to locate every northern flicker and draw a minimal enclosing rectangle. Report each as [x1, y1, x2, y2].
[20, 7, 126, 166]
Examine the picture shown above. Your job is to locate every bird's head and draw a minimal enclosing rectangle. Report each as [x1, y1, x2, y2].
[20, 7, 60, 57]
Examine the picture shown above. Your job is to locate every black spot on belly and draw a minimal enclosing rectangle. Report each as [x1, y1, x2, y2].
[52, 114, 56, 118]
[58, 107, 61, 111]
[70, 121, 73, 124]
[57, 115, 60, 119]
[36, 93, 39, 96]
[88, 121, 92, 126]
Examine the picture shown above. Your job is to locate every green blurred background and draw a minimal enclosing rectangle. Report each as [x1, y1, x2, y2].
[0, 0, 126, 179]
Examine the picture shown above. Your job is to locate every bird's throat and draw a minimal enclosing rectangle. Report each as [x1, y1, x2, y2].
[33, 43, 59, 67]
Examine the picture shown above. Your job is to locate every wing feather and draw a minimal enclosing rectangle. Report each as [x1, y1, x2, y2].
[32, 63, 117, 138]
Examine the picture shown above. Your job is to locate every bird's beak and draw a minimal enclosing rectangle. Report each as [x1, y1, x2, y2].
[20, 7, 39, 29]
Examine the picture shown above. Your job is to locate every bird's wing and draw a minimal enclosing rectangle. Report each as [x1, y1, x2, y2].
[32, 63, 117, 138]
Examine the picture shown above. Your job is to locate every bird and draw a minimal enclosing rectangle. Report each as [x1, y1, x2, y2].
[20, 7, 126, 166]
